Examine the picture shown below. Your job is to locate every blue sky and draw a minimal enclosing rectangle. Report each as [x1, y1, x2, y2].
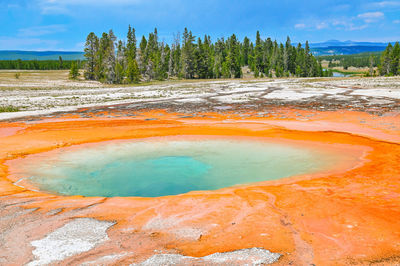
[0, 0, 399, 50]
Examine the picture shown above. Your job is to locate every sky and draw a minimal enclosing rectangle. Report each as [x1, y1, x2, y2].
[0, 0, 399, 51]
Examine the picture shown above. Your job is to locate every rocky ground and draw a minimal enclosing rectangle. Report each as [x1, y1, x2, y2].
[0, 74, 399, 121]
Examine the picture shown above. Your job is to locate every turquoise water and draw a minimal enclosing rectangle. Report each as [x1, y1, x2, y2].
[332, 71, 350, 77]
[23, 138, 340, 197]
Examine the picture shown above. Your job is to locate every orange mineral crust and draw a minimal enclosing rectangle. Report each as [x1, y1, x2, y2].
[0, 109, 400, 265]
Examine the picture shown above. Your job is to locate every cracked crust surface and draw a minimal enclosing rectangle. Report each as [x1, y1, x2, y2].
[0, 77, 399, 265]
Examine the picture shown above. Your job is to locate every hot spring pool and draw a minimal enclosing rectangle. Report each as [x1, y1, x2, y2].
[18, 138, 344, 197]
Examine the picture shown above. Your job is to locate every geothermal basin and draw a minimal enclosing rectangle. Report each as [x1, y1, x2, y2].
[0, 92, 399, 265]
[10, 137, 351, 197]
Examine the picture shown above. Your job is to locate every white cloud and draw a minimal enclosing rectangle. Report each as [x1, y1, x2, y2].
[18, 25, 67, 37]
[38, 0, 146, 13]
[394, 19, 400, 24]
[294, 23, 306, 29]
[357, 12, 385, 23]
[332, 4, 351, 11]
[42, 0, 143, 4]
[348, 24, 369, 31]
[316, 22, 328, 30]
[294, 21, 329, 30]
[367, 1, 400, 9]
[295, 17, 369, 32]
[332, 19, 369, 31]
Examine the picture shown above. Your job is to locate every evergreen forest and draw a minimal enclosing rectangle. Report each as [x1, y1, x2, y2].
[82, 27, 331, 84]
[379, 42, 400, 76]
[0, 58, 82, 70]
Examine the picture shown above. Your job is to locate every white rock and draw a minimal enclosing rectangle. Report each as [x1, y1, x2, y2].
[28, 218, 115, 266]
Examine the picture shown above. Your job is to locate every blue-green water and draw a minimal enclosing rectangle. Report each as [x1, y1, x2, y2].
[23, 138, 341, 197]
[332, 72, 350, 77]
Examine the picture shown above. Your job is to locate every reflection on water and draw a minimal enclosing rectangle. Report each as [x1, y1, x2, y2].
[332, 71, 350, 77]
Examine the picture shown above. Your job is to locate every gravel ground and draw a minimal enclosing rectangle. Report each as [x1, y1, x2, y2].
[0, 76, 399, 121]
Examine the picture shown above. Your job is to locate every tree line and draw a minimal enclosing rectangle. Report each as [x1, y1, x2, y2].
[320, 52, 381, 69]
[83, 27, 331, 84]
[379, 42, 400, 76]
[0, 58, 82, 70]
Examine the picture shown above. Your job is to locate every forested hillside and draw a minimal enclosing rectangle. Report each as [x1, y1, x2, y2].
[319, 52, 381, 69]
[83, 27, 331, 84]
[318, 42, 400, 76]
[0, 58, 82, 70]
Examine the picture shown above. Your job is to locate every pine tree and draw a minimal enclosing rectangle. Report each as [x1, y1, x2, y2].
[126, 59, 140, 83]
[295, 65, 302, 77]
[304, 41, 312, 77]
[248, 42, 255, 73]
[380, 43, 392, 75]
[115, 62, 124, 84]
[58, 56, 63, 69]
[139, 36, 148, 74]
[126, 26, 140, 83]
[182, 28, 196, 78]
[227, 34, 242, 78]
[168, 32, 182, 78]
[104, 30, 117, 84]
[126, 25, 137, 60]
[116, 40, 126, 83]
[96, 32, 110, 81]
[221, 61, 230, 78]
[203, 35, 214, 78]
[145, 59, 154, 81]
[195, 38, 206, 78]
[83, 32, 99, 80]
[213, 39, 224, 78]
[242, 37, 250, 65]
[254, 31, 263, 75]
[143, 29, 161, 80]
[168, 45, 175, 78]
[69, 61, 80, 79]
[164, 44, 171, 78]
[284, 36, 292, 73]
[262, 38, 271, 75]
[369, 55, 375, 76]
[295, 43, 305, 77]
[155, 43, 168, 80]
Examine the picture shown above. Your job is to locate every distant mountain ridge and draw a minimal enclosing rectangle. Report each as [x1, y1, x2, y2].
[0, 50, 84, 60]
[309, 40, 389, 48]
[310, 46, 387, 56]
[307, 40, 390, 56]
